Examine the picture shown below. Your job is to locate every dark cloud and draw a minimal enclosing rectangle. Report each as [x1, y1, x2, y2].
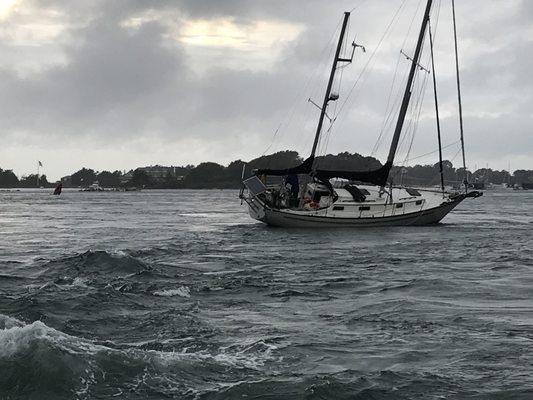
[0, 0, 531, 178]
[0, 16, 189, 138]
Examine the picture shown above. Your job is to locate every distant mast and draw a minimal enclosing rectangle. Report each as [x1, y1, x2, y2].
[384, 0, 433, 183]
[37, 160, 42, 187]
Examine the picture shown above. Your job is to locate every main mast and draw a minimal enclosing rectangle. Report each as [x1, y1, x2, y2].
[385, 0, 433, 178]
[310, 12, 351, 160]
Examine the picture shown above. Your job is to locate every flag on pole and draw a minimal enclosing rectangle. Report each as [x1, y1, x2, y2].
[38, 161, 43, 167]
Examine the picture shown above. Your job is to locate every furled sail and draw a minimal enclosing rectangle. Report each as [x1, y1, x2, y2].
[314, 161, 392, 187]
[255, 157, 392, 187]
[254, 156, 314, 177]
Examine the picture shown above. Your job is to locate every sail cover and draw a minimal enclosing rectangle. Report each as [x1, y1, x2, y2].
[254, 156, 314, 177]
[255, 158, 392, 187]
[314, 161, 392, 187]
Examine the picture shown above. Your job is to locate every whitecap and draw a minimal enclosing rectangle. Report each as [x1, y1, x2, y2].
[72, 277, 88, 287]
[0, 314, 25, 330]
[0, 319, 109, 358]
[153, 286, 191, 298]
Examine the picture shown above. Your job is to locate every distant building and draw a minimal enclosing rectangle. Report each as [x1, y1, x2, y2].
[137, 165, 184, 183]
[118, 166, 186, 186]
[138, 165, 170, 181]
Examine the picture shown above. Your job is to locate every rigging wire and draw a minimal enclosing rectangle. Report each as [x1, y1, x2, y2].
[393, 66, 428, 179]
[401, 69, 430, 164]
[391, 0, 446, 185]
[400, 30, 433, 159]
[299, 20, 344, 155]
[317, 16, 351, 161]
[310, 0, 410, 168]
[260, 124, 282, 156]
[371, 57, 409, 158]
[416, 146, 462, 188]
[398, 0, 443, 169]
[393, 26, 432, 166]
[401, 140, 461, 163]
[260, 16, 344, 159]
[336, 0, 409, 116]
[371, 0, 425, 157]
[390, 49, 432, 183]
[348, 0, 371, 14]
[428, 5, 445, 192]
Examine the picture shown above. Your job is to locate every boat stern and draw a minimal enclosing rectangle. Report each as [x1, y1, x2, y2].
[239, 176, 269, 223]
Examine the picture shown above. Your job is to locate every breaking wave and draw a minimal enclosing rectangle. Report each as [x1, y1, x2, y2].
[0, 315, 279, 399]
[153, 286, 191, 298]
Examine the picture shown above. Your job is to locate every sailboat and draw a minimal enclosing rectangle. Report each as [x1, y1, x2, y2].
[240, 0, 482, 228]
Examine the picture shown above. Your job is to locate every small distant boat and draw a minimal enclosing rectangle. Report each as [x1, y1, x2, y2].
[53, 182, 62, 195]
[80, 181, 105, 192]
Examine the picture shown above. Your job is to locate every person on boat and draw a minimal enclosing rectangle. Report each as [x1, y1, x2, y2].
[284, 173, 299, 207]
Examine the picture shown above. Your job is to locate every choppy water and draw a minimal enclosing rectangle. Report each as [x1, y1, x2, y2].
[0, 188, 532, 399]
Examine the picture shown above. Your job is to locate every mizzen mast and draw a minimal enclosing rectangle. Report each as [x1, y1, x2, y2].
[428, 19, 445, 194]
[452, 0, 468, 192]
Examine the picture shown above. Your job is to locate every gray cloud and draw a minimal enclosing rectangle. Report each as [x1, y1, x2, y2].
[0, 0, 531, 179]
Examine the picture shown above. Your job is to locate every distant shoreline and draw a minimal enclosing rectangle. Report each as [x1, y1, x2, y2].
[2, 151, 532, 190]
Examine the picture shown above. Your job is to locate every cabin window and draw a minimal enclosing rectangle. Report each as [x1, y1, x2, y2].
[359, 206, 370, 211]
[415, 200, 423, 205]
[333, 206, 344, 211]
[396, 203, 404, 208]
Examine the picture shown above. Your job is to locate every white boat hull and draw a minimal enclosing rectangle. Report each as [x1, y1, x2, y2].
[244, 189, 479, 228]
[257, 199, 460, 228]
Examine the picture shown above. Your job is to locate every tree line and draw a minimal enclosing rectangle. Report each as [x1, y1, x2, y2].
[1, 151, 532, 189]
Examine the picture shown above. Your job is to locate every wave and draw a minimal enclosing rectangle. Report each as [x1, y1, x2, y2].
[153, 286, 191, 298]
[0, 315, 278, 399]
[21, 249, 163, 295]
[40, 250, 153, 276]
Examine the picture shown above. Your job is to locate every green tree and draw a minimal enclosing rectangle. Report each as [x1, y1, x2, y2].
[0, 168, 19, 187]
[223, 160, 246, 187]
[71, 168, 97, 186]
[247, 151, 302, 174]
[513, 170, 533, 184]
[182, 162, 225, 188]
[97, 170, 122, 187]
[19, 174, 50, 187]
[129, 169, 152, 188]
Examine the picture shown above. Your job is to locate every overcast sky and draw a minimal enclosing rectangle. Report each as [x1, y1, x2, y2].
[1, 0, 531, 180]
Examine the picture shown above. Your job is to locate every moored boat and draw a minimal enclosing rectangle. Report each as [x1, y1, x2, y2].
[240, 0, 482, 227]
